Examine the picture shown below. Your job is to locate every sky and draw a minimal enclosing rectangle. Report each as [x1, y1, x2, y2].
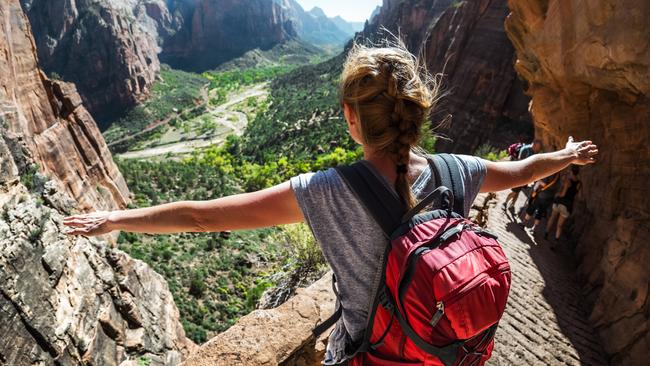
[295, 0, 383, 23]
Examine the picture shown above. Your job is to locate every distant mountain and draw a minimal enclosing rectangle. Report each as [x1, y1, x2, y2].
[331, 15, 365, 35]
[161, 0, 299, 71]
[283, 1, 362, 47]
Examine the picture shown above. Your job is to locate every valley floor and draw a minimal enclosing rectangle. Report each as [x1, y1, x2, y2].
[116, 83, 268, 160]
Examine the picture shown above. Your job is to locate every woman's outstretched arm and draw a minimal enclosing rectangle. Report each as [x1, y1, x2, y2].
[480, 137, 598, 193]
[63, 181, 303, 236]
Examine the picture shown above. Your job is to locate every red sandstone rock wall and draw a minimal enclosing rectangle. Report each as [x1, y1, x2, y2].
[505, 1, 649, 364]
[359, 0, 533, 153]
[1, 1, 195, 364]
[1, 0, 129, 212]
[21, 0, 162, 125]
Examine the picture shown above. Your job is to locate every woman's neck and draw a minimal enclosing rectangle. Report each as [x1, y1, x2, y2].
[363, 146, 429, 185]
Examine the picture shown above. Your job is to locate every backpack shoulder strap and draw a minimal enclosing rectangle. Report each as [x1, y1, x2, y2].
[430, 154, 465, 216]
[313, 162, 405, 341]
[334, 161, 406, 237]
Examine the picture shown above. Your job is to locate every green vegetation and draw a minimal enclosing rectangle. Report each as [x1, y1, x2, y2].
[104, 66, 208, 151]
[137, 357, 151, 366]
[114, 143, 360, 342]
[475, 143, 508, 161]
[241, 54, 354, 162]
[20, 164, 41, 192]
[203, 65, 293, 106]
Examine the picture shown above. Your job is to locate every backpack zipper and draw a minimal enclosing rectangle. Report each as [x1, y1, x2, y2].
[429, 300, 445, 327]
[426, 263, 509, 329]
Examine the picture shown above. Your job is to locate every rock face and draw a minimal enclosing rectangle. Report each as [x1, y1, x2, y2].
[160, 0, 298, 71]
[359, 0, 533, 153]
[182, 274, 335, 366]
[505, 1, 650, 364]
[20, 0, 162, 126]
[2, 0, 129, 212]
[0, 185, 195, 365]
[1, 0, 195, 363]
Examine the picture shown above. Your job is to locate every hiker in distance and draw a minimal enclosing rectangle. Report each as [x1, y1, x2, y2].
[64, 42, 598, 365]
[502, 139, 543, 212]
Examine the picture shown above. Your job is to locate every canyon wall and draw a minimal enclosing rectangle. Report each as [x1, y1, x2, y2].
[160, 0, 298, 71]
[20, 0, 162, 126]
[359, 0, 533, 153]
[0, 0, 194, 363]
[505, 1, 649, 364]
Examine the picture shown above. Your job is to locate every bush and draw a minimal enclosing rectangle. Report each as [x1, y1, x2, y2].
[189, 271, 207, 298]
[275, 224, 325, 273]
[475, 143, 508, 161]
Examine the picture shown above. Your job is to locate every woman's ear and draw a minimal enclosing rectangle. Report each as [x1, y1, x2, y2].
[343, 103, 363, 144]
[343, 103, 355, 127]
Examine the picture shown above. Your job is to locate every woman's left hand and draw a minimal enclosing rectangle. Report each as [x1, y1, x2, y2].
[565, 136, 598, 165]
[63, 211, 115, 236]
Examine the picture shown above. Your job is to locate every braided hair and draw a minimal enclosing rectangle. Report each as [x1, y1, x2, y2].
[340, 41, 440, 208]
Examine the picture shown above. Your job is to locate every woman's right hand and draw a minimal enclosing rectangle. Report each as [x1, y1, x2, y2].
[63, 211, 116, 236]
[565, 136, 598, 165]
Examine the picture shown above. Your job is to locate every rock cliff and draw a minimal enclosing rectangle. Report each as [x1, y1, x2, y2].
[1, 0, 194, 363]
[182, 274, 335, 366]
[505, 1, 649, 364]
[359, 0, 533, 153]
[3, 0, 129, 211]
[160, 0, 298, 71]
[20, 0, 162, 127]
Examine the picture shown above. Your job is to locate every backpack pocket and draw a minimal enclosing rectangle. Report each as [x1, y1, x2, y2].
[441, 263, 511, 339]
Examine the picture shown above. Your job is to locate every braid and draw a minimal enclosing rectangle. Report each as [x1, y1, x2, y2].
[384, 66, 419, 208]
[340, 41, 439, 209]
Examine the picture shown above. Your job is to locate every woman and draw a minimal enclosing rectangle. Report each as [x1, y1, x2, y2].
[64, 42, 598, 365]
[522, 171, 560, 233]
[545, 166, 581, 241]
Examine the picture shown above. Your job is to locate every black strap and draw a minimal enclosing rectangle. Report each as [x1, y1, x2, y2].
[333, 162, 406, 356]
[314, 273, 343, 337]
[401, 186, 453, 222]
[335, 162, 406, 237]
[431, 154, 465, 216]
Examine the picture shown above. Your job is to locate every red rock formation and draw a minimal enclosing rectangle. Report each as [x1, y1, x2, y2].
[1, 0, 129, 212]
[358, 0, 533, 153]
[183, 274, 335, 366]
[21, 0, 162, 126]
[505, 1, 650, 364]
[1, 1, 195, 364]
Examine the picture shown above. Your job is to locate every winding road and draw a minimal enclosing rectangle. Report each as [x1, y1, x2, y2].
[116, 84, 268, 159]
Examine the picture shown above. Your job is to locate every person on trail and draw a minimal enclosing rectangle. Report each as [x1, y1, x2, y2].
[545, 166, 581, 242]
[502, 140, 543, 212]
[522, 171, 560, 233]
[63, 42, 598, 366]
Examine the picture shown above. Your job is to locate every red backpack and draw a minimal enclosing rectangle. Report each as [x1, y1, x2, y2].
[315, 154, 511, 366]
[507, 143, 524, 161]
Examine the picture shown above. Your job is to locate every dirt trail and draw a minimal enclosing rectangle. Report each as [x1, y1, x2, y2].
[484, 191, 608, 365]
[116, 84, 267, 159]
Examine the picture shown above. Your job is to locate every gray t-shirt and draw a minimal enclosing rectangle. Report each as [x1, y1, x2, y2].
[290, 154, 486, 364]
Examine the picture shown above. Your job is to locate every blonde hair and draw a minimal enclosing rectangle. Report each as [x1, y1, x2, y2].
[340, 40, 440, 208]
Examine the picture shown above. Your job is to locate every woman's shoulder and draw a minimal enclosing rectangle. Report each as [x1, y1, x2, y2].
[290, 167, 345, 193]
